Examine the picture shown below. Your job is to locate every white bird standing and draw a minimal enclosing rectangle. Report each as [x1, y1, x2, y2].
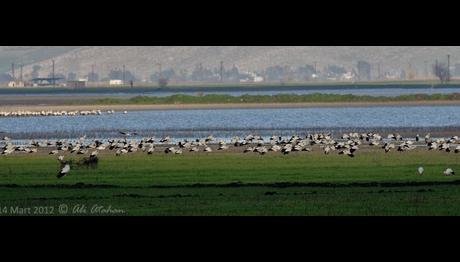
[147, 146, 155, 154]
[418, 165, 424, 176]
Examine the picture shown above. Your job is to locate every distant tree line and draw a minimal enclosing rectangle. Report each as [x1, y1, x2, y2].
[0, 64, 348, 84]
[433, 62, 449, 84]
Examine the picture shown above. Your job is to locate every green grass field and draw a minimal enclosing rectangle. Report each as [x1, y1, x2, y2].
[1, 149, 460, 216]
[94, 93, 460, 105]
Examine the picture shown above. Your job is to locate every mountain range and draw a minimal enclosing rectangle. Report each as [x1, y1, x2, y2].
[2, 46, 460, 80]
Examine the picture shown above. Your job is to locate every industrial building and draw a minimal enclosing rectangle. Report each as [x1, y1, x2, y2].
[109, 79, 124, 86]
[7, 81, 25, 87]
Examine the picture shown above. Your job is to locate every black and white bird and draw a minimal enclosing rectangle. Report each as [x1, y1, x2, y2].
[444, 168, 455, 176]
[425, 133, 432, 144]
[339, 149, 354, 158]
[454, 146, 460, 153]
[119, 131, 138, 137]
[160, 136, 171, 143]
[147, 146, 155, 154]
[57, 164, 70, 179]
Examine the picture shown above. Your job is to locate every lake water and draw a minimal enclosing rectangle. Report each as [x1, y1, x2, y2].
[1, 106, 460, 141]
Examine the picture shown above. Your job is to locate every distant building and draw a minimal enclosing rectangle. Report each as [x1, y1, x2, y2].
[254, 75, 264, 82]
[109, 80, 124, 86]
[7, 81, 25, 87]
[31, 77, 64, 87]
[240, 72, 264, 83]
[66, 80, 86, 88]
[340, 72, 356, 81]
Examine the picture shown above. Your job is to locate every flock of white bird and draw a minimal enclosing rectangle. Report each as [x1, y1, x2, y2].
[0, 131, 458, 178]
[0, 109, 127, 117]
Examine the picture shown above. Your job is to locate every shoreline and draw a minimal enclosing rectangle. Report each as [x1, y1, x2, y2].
[1, 100, 460, 111]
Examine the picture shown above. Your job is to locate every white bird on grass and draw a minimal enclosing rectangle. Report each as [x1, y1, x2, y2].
[418, 165, 424, 176]
[444, 168, 455, 176]
[57, 164, 70, 179]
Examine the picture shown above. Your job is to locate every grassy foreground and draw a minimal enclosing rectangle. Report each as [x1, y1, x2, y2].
[1, 150, 460, 216]
[95, 93, 460, 105]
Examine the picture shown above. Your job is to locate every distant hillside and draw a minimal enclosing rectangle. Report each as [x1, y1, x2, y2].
[4, 46, 460, 80]
[0, 46, 79, 74]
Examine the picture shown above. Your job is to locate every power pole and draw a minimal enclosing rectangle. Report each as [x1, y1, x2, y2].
[20, 64, 23, 83]
[122, 64, 126, 84]
[11, 63, 15, 82]
[91, 64, 95, 82]
[447, 54, 451, 82]
[52, 60, 56, 87]
[435, 59, 438, 75]
[424, 60, 428, 78]
[435, 59, 440, 83]
[220, 61, 224, 82]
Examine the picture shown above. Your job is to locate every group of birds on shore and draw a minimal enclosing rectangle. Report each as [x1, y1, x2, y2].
[1, 131, 458, 178]
[0, 109, 127, 118]
[1, 131, 460, 157]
